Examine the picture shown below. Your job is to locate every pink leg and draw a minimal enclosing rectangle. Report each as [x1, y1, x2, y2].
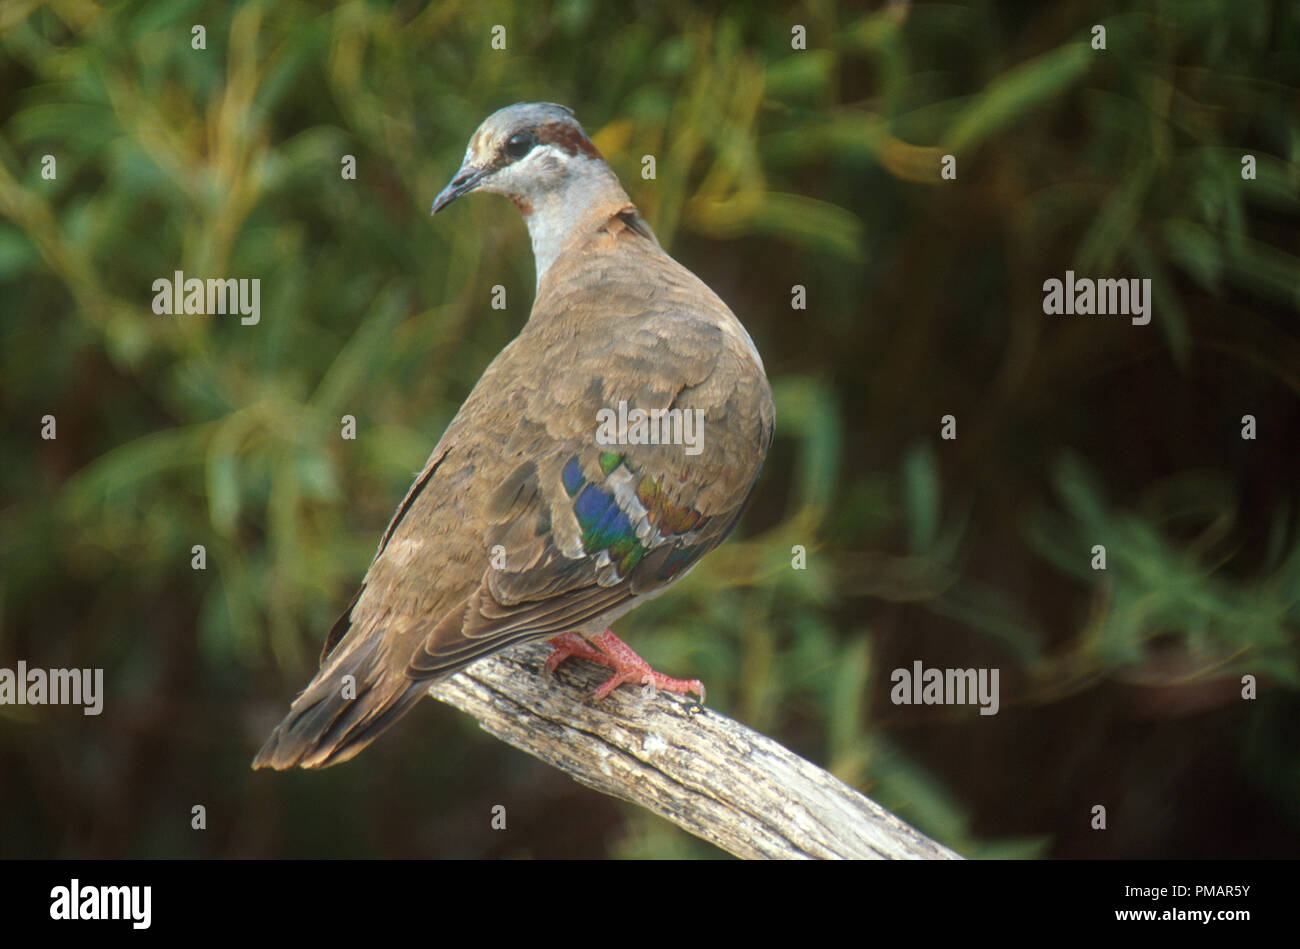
[545, 630, 706, 703]
[544, 631, 616, 678]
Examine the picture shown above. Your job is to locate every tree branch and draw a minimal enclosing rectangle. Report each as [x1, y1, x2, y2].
[428, 641, 961, 860]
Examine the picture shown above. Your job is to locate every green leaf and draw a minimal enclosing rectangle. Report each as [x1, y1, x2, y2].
[902, 442, 940, 554]
[945, 42, 1092, 153]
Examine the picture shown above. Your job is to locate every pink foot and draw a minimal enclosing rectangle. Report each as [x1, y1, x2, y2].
[544, 631, 614, 678]
[544, 630, 706, 703]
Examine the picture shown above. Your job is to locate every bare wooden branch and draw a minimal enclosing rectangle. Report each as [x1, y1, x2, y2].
[429, 641, 961, 860]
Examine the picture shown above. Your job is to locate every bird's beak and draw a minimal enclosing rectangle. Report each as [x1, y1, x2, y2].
[431, 164, 489, 215]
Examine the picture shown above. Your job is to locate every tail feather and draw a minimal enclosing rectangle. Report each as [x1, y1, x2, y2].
[252, 638, 432, 770]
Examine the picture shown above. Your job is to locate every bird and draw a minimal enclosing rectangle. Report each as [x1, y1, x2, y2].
[253, 102, 774, 770]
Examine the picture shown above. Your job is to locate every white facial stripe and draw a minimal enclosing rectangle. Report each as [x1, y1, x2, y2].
[479, 145, 571, 193]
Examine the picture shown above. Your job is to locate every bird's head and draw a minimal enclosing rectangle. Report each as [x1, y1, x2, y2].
[431, 102, 606, 216]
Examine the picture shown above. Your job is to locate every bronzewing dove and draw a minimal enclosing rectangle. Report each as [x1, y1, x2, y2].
[254, 103, 774, 769]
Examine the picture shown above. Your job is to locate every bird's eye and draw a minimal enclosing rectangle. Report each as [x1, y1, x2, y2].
[504, 132, 535, 160]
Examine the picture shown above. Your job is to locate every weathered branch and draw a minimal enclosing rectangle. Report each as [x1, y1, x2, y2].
[429, 641, 961, 860]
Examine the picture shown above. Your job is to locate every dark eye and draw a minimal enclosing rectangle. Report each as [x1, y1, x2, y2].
[504, 131, 535, 160]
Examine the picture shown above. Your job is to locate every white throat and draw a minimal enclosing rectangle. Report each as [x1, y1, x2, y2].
[517, 154, 629, 290]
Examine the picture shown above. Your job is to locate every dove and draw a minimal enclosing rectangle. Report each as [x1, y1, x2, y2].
[253, 103, 774, 769]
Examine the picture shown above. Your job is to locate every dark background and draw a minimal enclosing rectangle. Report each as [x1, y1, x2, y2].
[1, 0, 1297, 858]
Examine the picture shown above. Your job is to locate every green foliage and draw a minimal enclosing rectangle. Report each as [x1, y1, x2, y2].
[1028, 455, 1300, 685]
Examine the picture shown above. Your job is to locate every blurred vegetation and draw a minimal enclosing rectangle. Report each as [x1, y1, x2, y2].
[1, 0, 1297, 858]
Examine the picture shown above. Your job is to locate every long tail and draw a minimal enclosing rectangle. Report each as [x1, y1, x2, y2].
[252, 635, 433, 770]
